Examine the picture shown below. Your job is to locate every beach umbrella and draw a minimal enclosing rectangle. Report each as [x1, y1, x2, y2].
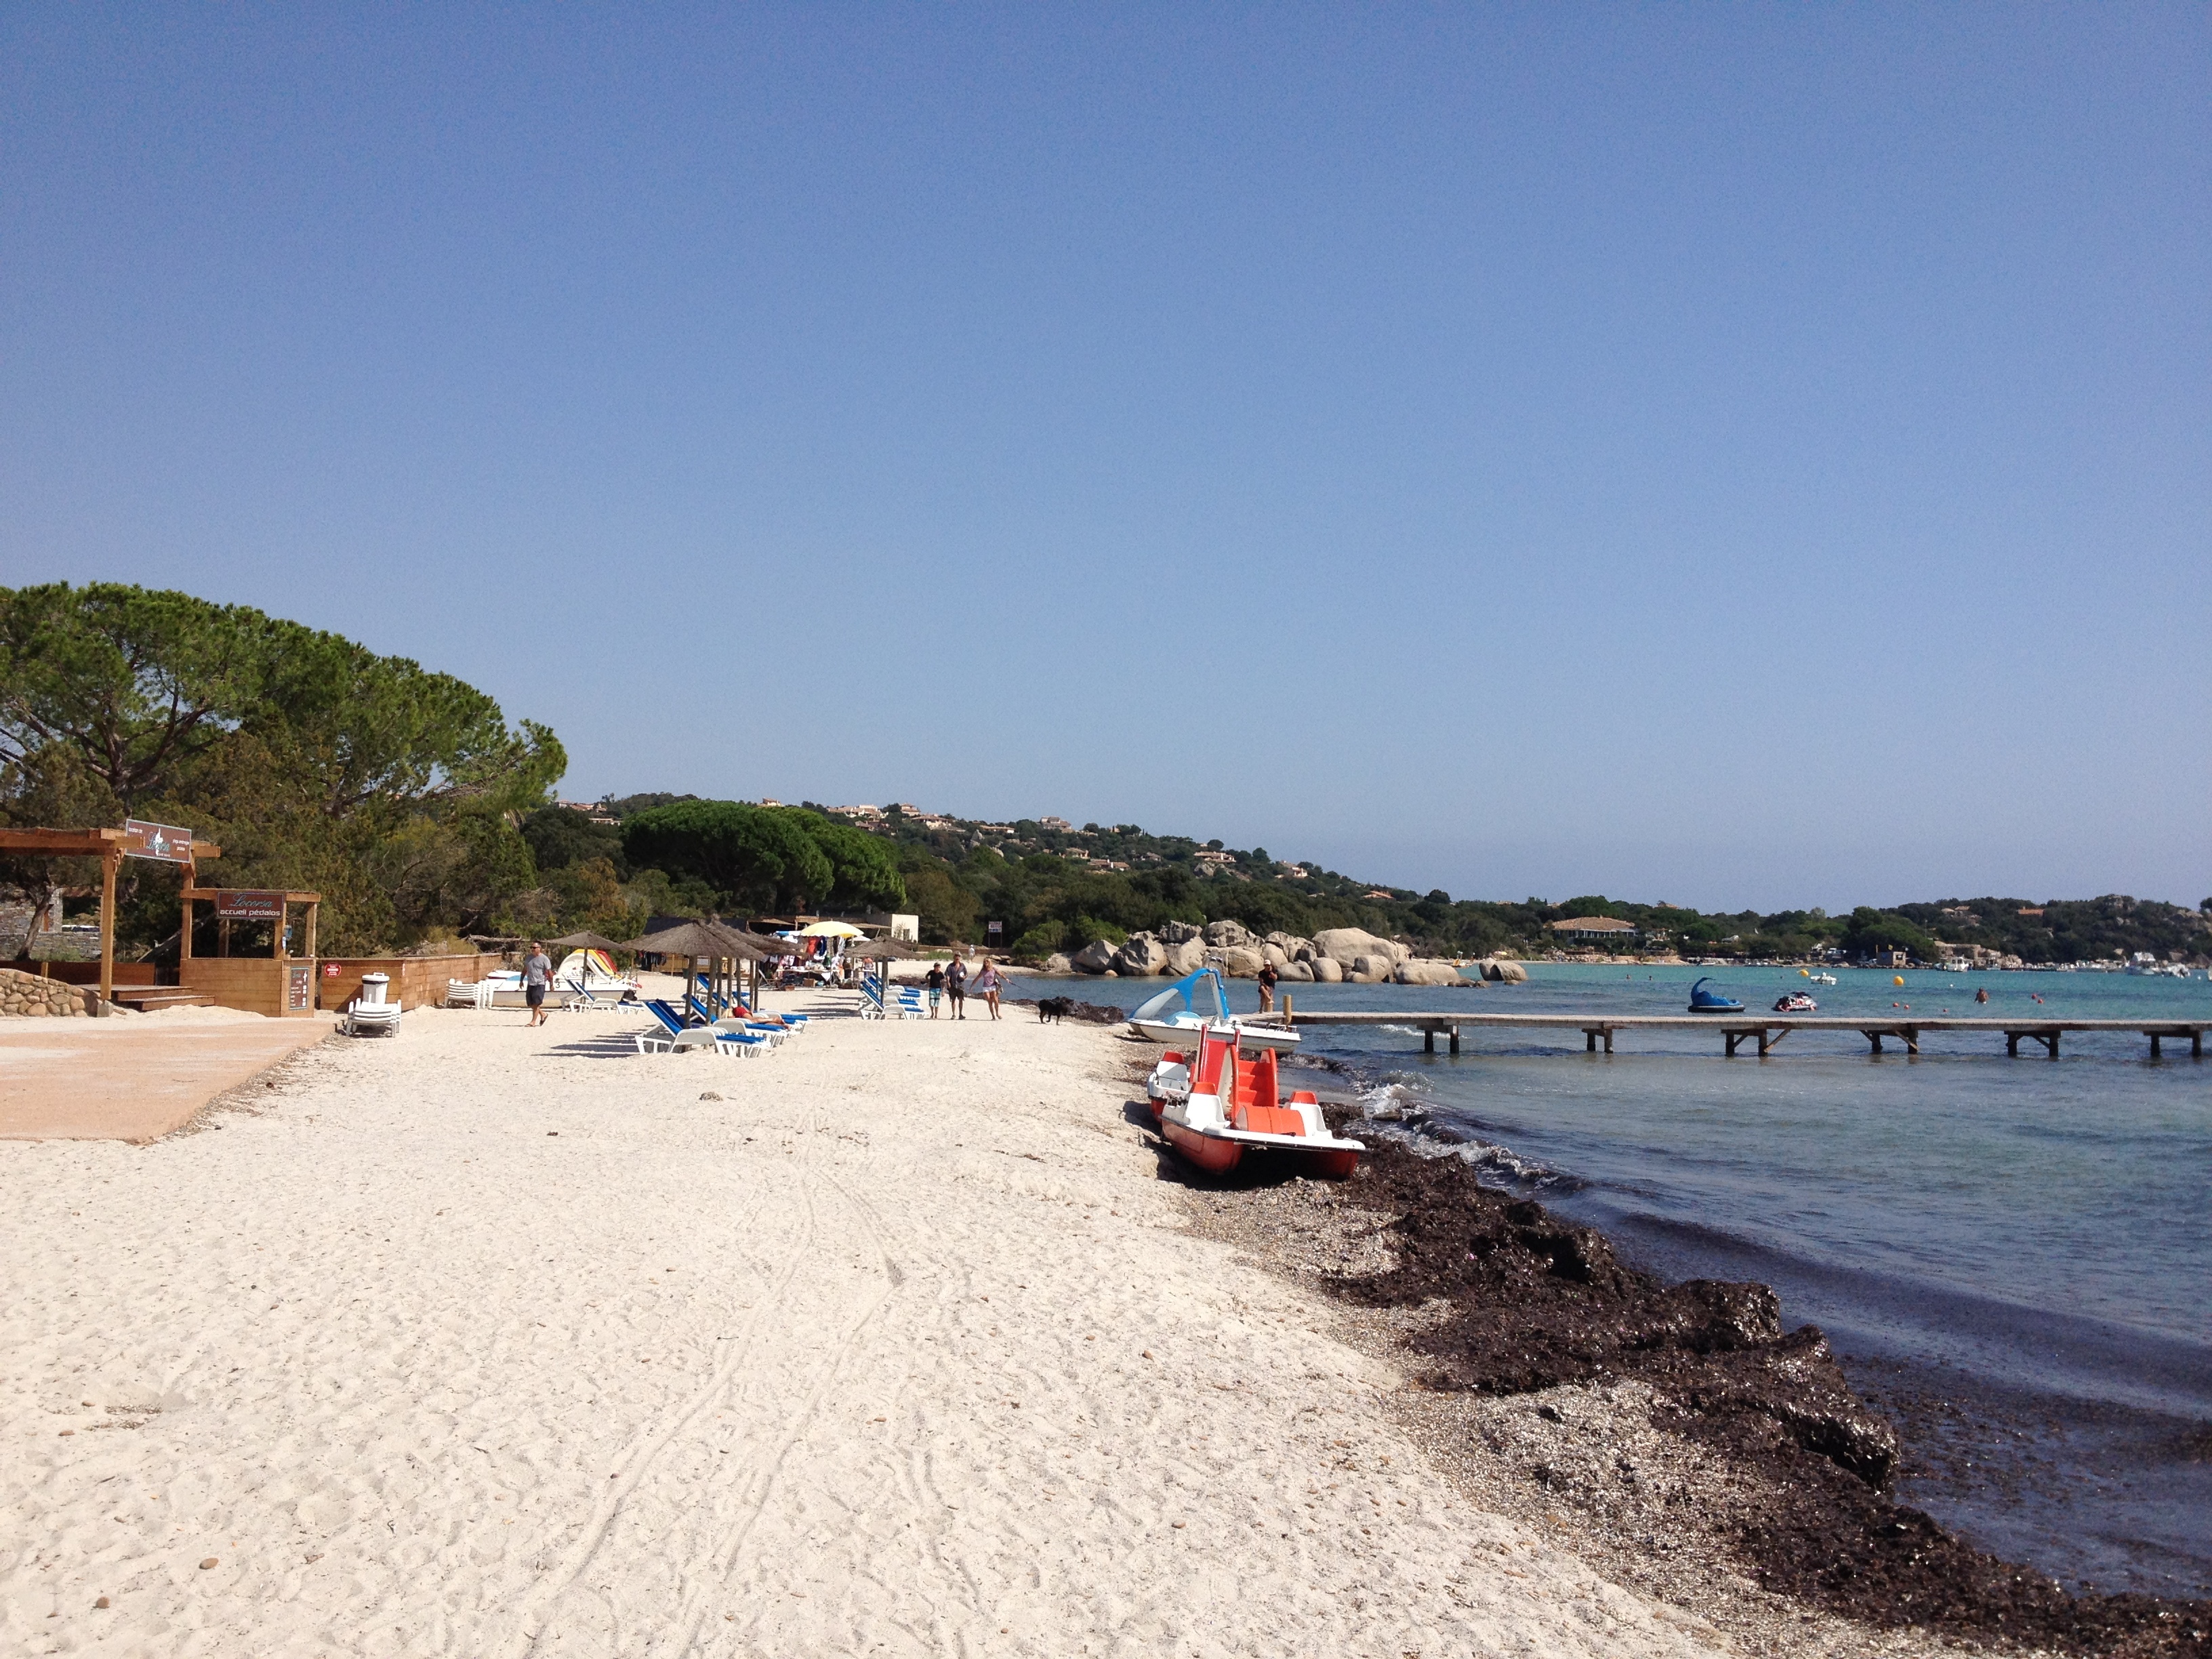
[547, 930, 626, 953]
[617, 920, 776, 1019]
[617, 920, 772, 961]
[796, 920, 864, 938]
[846, 937, 919, 959]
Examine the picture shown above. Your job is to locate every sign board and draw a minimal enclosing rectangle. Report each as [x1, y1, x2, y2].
[324, 962, 341, 977]
[213, 889, 286, 920]
[985, 919, 1005, 945]
[286, 964, 314, 1012]
[122, 819, 194, 863]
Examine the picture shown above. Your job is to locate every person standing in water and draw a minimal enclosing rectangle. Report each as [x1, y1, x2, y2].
[1256, 959, 1279, 1013]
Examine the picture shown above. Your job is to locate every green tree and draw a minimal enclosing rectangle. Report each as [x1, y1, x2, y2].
[0, 582, 561, 816]
[0, 583, 565, 953]
[901, 865, 980, 943]
[774, 808, 906, 910]
[522, 805, 626, 876]
[621, 800, 832, 914]
[1839, 907, 1942, 962]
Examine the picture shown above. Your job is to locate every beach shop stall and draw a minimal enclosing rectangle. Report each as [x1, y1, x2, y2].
[179, 883, 322, 1017]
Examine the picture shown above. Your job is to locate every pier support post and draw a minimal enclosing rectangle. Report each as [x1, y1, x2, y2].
[1863, 1031, 1883, 1054]
[1448, 1026, 1460, 1056]
[2196, 1031, 2204, 1059]
[1902, 1027, 1920, 1056]
[2150, 1033, 2162, 1059]
[2007, 1032, 2020, 1057]
[1424, 1029, 1435, 1054]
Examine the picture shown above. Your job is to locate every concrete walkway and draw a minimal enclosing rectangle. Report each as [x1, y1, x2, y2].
[0, 1013, 331, 1141]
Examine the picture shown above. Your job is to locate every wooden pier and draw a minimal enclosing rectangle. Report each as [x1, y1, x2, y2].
[1275, 1010, 2208, 1059]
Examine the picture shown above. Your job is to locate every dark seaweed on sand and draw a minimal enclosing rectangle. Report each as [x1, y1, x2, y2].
[1322, 1121, 2211, 1658]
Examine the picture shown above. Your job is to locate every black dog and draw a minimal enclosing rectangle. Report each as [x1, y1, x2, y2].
[1036, 996, 1074, 1025]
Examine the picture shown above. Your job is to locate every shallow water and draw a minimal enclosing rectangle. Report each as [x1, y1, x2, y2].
[1012, 961, 2212, 1598]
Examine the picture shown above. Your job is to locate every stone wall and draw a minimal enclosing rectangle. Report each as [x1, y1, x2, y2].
[0, 967, 96, 1017]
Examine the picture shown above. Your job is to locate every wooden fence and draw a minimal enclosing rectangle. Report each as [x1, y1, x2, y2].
[316, 954, 494, 1012]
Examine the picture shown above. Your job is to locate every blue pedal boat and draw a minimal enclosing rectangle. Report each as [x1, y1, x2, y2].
[1687, 977, 1746, 1013]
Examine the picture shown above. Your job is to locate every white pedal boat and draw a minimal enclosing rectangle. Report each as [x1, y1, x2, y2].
[1145, 1024, 1362, 1179]
[1128, 967, 1298, 1053]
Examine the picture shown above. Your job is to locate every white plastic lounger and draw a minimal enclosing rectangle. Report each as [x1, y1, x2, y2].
[632, 1026, 766, 1058]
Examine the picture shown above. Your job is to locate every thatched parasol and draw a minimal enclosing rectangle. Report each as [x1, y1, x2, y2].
[844, 936, 920, 959]
[618, 920, 774, 962]
[547, 930, 626, 954]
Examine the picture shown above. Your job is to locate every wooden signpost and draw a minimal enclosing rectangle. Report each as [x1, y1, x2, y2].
[122, 819, 194, 864]
[0, 824, 222, 1006]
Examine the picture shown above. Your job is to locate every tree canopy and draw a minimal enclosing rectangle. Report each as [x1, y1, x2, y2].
[619, 801, 906, 916]
[1, 583, 567, 953]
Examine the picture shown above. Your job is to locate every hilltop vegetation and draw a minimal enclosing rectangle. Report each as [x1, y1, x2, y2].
[5, 586, 2203, 964]
[581, 798, 2212, 966]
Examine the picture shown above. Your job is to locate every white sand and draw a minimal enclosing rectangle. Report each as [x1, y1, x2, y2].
[3, 998, 1732, 1657]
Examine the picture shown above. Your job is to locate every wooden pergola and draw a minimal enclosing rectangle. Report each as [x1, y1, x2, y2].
[0, 825, 222, 1004]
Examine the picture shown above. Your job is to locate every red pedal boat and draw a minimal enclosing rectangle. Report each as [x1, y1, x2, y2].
[1145, 1025, 1364, 1179]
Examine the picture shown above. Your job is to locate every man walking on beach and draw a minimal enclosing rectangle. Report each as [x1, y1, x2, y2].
[945, 954, 968, 1020]
[926, 960, 945, 1018]
[523, 941, 554, 1027]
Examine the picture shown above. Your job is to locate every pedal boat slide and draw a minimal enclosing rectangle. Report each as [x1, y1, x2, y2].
[1128, 967, 1299, 1053]
[1145, 1024, 1364, 1180]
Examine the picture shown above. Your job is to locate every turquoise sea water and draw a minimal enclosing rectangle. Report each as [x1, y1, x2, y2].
[1008, 962, 2212, 1598]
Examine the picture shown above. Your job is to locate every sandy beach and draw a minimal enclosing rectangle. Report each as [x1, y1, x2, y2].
[0, 996, 1799, 1658]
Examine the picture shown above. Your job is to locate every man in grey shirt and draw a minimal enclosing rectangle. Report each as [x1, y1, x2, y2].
[523, 941, 553, 1027]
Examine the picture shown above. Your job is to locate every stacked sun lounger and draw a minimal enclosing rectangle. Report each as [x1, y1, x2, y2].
[859, 976, 926, 1019]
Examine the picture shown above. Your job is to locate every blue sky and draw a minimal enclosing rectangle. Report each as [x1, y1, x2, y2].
[4, 5, 2205, 911]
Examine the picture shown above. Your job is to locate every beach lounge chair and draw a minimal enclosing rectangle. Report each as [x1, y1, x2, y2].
[633, 1025, 765, 1057]
[690, 974, 812, 1032]
[684, 993, 794, 1044]
[636, 998, 771, 1058]
[859, 975, 925, 1019]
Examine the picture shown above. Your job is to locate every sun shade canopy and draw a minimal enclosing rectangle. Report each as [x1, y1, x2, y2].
[617, 920, 777, 962]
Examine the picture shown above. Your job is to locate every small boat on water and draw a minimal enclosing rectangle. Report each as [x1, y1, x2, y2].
[1807, 972, 1838, 985]
[1688, 977, 1745, 1013]
[1774, 991, 1818, 1013]
[1146, 1025, 1363, 1179]
[1129, 967, 1298, 1052]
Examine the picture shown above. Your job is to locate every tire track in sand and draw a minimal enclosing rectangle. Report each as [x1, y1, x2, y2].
[669, 1162, 907, 1651]
[497, 1141, 829, 1658]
